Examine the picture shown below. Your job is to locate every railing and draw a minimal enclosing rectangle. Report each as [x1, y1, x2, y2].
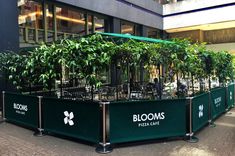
[1, 83, 234, 153]
[19, 26, 81, 45]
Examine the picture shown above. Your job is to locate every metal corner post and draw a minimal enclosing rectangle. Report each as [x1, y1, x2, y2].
[208, 91, 216, 127]
[185, 97, 198, 143]
[1, 91, 6, 122]
[233, 82, 235, 108]
[34, 96, 44, 136]
[96, 101, 113, 154]
[225, 84, 229, 111]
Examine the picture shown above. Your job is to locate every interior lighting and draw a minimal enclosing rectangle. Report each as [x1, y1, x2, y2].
[121, 28, 133, 33]
[19, 11, 103, 27]
[166, 21, 235, 33]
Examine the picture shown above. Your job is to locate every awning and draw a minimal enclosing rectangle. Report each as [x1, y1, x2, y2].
[97, 32, 173, 44]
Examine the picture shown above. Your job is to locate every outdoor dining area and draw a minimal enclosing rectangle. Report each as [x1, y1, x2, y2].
[0, 33, 234, 153]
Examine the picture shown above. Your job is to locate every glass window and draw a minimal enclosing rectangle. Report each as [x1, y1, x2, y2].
[94, 16, 105, 33]
[18, 0, 43, 29]
[18, 1, 108, 45]
[147, 27, 161, 39]
[56, 6, 85, 39]
[88, 15, 92, 34]
[18, 0, 43, 44]
[121, 22, 135, 35]
[46, 4, 54, 42]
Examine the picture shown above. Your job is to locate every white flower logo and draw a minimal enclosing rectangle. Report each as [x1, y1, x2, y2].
[199, 105, 203, 118]
[64, 111, 74, 126]
[230, 92, 232, 100]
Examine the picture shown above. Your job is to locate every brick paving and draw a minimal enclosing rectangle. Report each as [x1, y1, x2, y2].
[0, 133, 57, 156]
[0, 108, 234, 156]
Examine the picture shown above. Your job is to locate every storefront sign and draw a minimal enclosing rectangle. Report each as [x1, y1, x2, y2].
[13, 103, 28, 115]
[109, 99, 186, 144]
[133, 112, 165, 127]
[4, 93, 38, 128]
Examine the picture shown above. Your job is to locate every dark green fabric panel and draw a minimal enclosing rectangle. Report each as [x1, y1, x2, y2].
[109, 99, 186, 144]
[5, 92, 39, 129]
[192, 93, 209, 132]
[210, 87, 226, 120]
[42, 98, 101, 143]
[227, 84, 234, 109]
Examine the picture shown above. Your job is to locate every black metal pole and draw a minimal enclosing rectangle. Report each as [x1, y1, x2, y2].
[96, 101, 112, 153]
[1, 91, 6, 122]
[34, 96, 44, 136]
[185, 97, 199, 143]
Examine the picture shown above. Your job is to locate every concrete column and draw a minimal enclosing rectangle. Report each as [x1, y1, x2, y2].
[42, 1, 48, 42]
[85, 13, 89, 35]
[53, 5, 57, 41]
[140, 25, 148, 84]
[92, 15, 95, 33]
[110, 18, 121, 33]
[0, 0, 19, 52]
[141, 26, 148, 37]
[104, 19, 111, 33]
[110, 17, 121, 86]
[161, 30, 169, 39]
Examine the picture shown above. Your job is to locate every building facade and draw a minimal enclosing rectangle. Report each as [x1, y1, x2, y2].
[2, 0, 163, 51]
[1, 0, 235, 53]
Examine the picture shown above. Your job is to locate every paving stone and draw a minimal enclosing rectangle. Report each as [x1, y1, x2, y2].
[0, 108, 234, 156]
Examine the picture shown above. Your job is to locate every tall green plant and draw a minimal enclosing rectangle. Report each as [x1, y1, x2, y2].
[0, 52, 28, 90]
[214, 51, 234, 85]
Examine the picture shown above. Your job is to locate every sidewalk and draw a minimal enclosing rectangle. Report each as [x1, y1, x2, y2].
[0, 108, 234, 156]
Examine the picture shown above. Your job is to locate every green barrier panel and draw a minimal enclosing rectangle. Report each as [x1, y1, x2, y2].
[42, 98, 100, 143]
[227, 84, 234, 109]
[210, 87, 226, 120]
[192, 93, 209, 132]
[4, 92, 38, 128]
[109, 99, 186, 144]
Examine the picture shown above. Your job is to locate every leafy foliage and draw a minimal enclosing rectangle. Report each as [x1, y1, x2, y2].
[0, 34, 234, 94]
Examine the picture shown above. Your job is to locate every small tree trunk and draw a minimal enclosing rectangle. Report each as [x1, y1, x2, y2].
[199, 78, 203, 92]
[208, 75, 211, 90]
[191, 75, 194, 96]
[140, 61, 144, 85]
[91, 85, 94, 101]
[60, 67, 63, 99]
[157, 64, 162, 100]
[29, 83, 32, 95]
[72, 66, 75, 87]
[176, 73, 179, 98]
[4, 70, 8, 91]
[127, 63, 130, 100]
[187, 72, 190, 96]
[115, 62, 119, 101]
